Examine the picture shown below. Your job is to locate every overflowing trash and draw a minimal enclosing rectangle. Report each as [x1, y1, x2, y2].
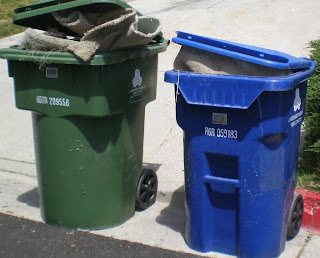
[19, 7, 162, 62]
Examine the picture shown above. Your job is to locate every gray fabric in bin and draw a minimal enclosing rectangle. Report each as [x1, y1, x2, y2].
[174, 46, 293, 76]
[18, 7, 162, 62]
[19, 28, 98, 62]
[80, 8, 137, 52]
[52, 11, 95, 36]
[19, 28, 77, 52]
[110, 16, 162, 50]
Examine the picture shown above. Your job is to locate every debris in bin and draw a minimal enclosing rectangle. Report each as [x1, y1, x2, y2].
[44, 28, 68, 39]
[109, 16, 162, 50]
[18, 7, 162, 62]
[20, 28, 79, 53]
[52, 11, 96, 36]
[78, 8, 137, 51]
[174, 46, 293, 76]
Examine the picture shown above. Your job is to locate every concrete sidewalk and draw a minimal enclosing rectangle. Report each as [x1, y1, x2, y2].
[1, 0, 320, 257]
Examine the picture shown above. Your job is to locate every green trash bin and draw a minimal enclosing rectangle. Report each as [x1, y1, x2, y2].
[0, 0, 169, 229]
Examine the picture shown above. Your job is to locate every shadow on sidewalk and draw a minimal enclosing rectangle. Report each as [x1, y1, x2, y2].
[17, 187, 39, 208]
[156, 186, 186, 237]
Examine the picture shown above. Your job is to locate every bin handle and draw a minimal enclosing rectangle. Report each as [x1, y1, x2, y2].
[203, 175, 239, 195]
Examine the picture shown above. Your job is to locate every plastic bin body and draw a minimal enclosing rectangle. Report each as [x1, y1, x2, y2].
[165, 30, 316, 256]
[165, 32, 316, 257]
[1, 40, 168, 229]
[165, 69, 314, 257]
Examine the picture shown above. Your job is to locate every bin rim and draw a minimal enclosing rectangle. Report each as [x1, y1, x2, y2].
[0, 39, 169, 65]
[14, 0, 130, 15]
[164, 61, 316, 109]
[12, 0, 163, 39]
[173, 31, 313, 70]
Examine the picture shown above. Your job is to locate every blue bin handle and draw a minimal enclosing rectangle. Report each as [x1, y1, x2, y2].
[173, 31, 313, 70]
[203, 175, 240, 194]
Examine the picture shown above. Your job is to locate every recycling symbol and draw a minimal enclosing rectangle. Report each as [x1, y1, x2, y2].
[132, 69, 142, 87]
[293, 88, 301, 112]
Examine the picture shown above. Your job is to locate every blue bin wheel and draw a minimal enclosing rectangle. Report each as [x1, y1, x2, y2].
[136, 168, 158, 210]
[287, 193, 304, 239]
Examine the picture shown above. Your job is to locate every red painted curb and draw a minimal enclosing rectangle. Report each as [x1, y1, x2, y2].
[296, 189, 320, 234]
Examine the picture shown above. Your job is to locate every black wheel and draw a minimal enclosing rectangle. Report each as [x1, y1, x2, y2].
[287, 193, 304, 239]
[136, 168, 158, 210]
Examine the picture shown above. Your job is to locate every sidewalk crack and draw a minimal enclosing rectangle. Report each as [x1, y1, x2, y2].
[0, 169, 36, 179]
[296, 233, 313, 258]
[0, 157, 35, 165]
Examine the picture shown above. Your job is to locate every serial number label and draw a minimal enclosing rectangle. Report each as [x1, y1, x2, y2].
[36, 96, 70, 107]
[204, 127, 238, 139]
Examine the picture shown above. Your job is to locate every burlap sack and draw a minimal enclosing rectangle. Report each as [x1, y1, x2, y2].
[19, 8, 162, 62]
[53, 11, 95, 36]
[110, 16, 162, 50]
[19, 28, 77, 52]
[80, 8, 137, 51]
[97, 7, 132, 25]
[174, 46, 292, 76]
[19, 28, 97, 62]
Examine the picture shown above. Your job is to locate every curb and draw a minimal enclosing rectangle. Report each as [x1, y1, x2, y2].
[296, 189, 320, 234]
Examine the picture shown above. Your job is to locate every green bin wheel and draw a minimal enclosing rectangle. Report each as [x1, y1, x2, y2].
[287, 193, 304, 239]
[136, 168, 158, 210]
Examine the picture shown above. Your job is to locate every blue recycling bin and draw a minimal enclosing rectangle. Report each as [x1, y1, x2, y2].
[164, 32, 316, 257]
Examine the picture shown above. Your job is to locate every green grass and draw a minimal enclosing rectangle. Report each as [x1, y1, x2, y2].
[0, 0, 37, 39]
[297, 38, 320, 192]
[298, 166, 320, 192]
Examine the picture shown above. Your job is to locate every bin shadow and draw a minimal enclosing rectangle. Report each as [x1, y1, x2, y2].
[16, 164, 160, 210]
[17, 187, 39, 208]
[156, 186, 186, 237]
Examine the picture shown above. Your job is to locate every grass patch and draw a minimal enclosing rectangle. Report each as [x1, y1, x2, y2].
[298, 166, 320, 192]
[298, 38, 320, 192]
[0, 0, 38, 39]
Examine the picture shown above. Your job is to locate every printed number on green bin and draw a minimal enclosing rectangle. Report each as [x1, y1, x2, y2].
[36, 96, 70, 107]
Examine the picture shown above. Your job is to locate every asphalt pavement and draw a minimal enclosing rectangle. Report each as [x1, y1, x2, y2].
[0, 212, 202, 258]
[1, 0, 320, 257]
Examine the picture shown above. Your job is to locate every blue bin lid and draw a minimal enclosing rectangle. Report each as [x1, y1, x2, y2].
[173, 31, 313, 70]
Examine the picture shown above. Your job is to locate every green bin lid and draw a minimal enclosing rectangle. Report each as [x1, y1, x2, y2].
[13, 0, 141, 37]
